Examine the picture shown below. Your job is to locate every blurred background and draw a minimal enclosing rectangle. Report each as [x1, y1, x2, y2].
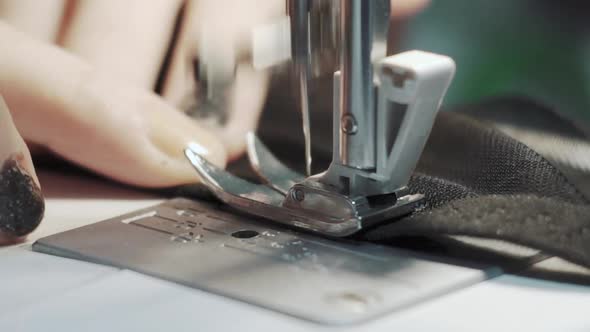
[398, 0, 590, 129]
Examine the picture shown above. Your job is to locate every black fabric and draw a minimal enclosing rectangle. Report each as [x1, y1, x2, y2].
[363, 195, 590, 267]
[356, 100, 590, 270]
[359, 103, 590, 268]
[257, 89, 590, 270]
[453, 96, 590, 198]
[178, 89, 590, 274]
[408, 111, 586, 207]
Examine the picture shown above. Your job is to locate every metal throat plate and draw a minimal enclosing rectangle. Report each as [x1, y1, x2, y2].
[33, 198, 495, 325]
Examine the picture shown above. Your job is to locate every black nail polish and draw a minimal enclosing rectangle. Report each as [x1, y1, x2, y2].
[0, 155, 44, 237]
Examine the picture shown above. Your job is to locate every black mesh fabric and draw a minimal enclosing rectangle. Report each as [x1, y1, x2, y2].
[167, 84, 590, 273]
[251, 88, 590, 270]
[359, 110, 590, 266]
[409, 111, 586, 206]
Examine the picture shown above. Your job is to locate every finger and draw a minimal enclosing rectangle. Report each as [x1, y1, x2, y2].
[163, 0, 281, 159]
[0, 22, 226, 188]
[0, 97, 44, 243]
[220, 64, 269, 159]
[0, 0, 65, 158]
[60, 0, 182, 89]
[160, 0, 198, 106]
[391, 0, 430, 17]
[0, 0, 65, 42]
[195, 0, 282, 159]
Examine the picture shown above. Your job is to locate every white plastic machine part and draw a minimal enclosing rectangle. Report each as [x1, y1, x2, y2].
[376, 51, 456, 191]
[323, 50, 455, 196]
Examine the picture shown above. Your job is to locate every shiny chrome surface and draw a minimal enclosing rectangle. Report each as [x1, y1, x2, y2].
[288, 0, 313, 176]
[34, 197, 494, 325]
[323, 50, 455, 197]
[337, 0, 380, 169]
[309, 0, 340, 77]
[186, 145, 362, 236]
[183, 1, 454, 237]
[186, 137, 423, 237]
[247, 132, 304, 195]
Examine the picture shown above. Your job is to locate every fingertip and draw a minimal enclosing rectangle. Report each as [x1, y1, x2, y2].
[0, 98, 44, 240]
[0, 157, 45, 238]
[391, 0, 430, 17]
[221, 65, 270, 160]
[0, 97, 41, 188]
[146, 102, 227, 165]
[141, 98, 228, 187]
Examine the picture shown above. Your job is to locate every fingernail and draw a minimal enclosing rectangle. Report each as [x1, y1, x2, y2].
[0, 154, 45, 238]
[147, 107, 227, 181]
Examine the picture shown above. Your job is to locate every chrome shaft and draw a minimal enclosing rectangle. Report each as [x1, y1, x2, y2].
[337, 0, 376, 169]
[288, 0, 313, 176]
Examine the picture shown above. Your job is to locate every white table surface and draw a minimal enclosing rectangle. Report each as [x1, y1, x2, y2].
[1, 169, 589, 332]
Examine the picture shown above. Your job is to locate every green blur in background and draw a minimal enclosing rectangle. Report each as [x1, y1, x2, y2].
[400, 0, 590, 124]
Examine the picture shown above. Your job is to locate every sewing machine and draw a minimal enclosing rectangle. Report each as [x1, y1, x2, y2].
[187, 0, 455, 237]
[32, 0, 481, 325]
[0, 1, 586, 331]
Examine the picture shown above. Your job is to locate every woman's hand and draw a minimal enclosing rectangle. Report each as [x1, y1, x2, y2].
[0, 0, 430, 186]
[0, 0, 429, 242]
[0, 97, 43, 244]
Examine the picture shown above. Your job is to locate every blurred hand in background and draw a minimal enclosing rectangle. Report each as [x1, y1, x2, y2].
[0, 0, 428, 243]
[0, 0, 429, 188]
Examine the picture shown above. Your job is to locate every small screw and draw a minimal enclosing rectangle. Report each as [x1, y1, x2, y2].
[341, 114, 358, 135]
[292, 189, 305, 202]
